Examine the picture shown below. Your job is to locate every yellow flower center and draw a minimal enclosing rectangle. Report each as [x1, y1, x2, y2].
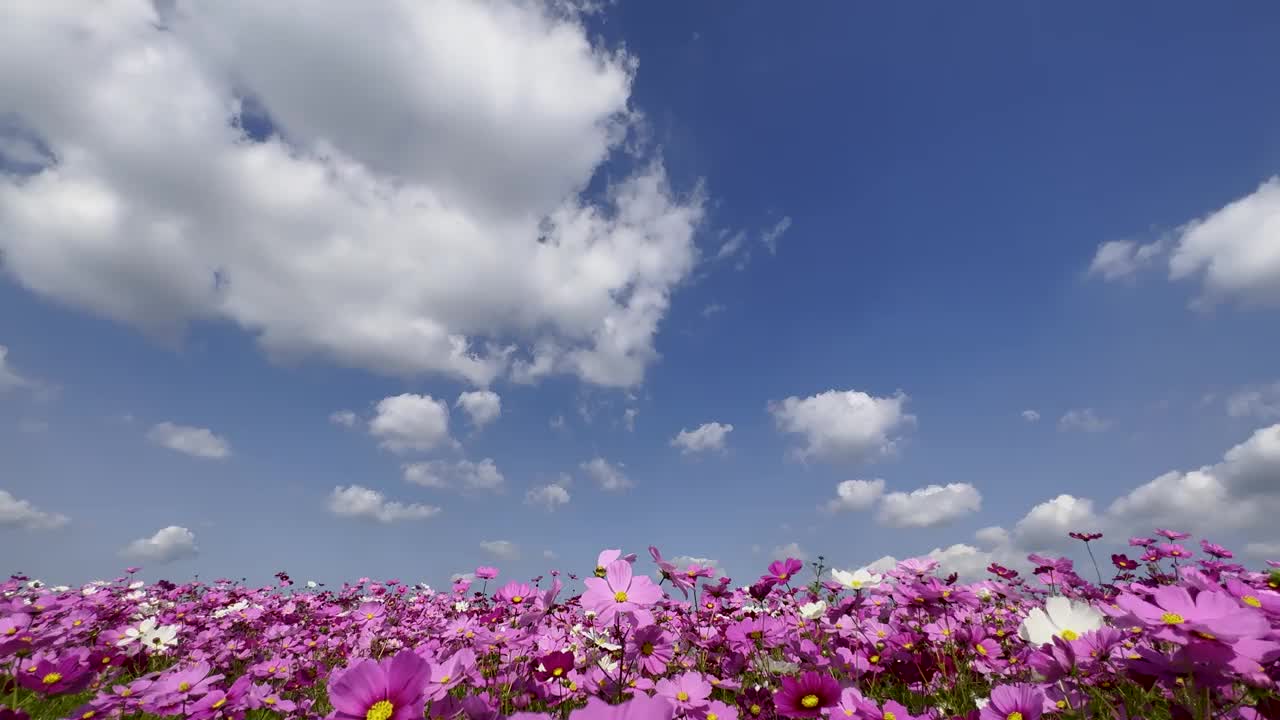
[1195, 631, 1215, 640]
[264, 698, 277, 706]
[1243, 595, 1262, 608]
[440, 675, 451, 684]
[3, 628, 13, 636]
[121, 689, 133, 697]
[750, 705, 762, 715]
[73, 620, 82, 627]
[845, 711, 854, 717]
[869, 655, 880, 664]
[677, 691, 689, 701]
[976, 644, 988, 656]
[641, 642, 655, 656]
[614, 591, 628, 603]
[212, 698, 226, 709]
[1008, 713, 1024, 720]
[42, 672, 62, 685]
[1161, 612, 1185, 625]
[708, 714, 719, 720]
[179, 682, 191, 691]
[800, 695, 820, 709]
[365, 613, 375, 620]
[366, 700, 395, 720]
[552, 668, 564, 677]
[885, 713, 897, 720]
[779, 573, 788, 581]
[82, 712, 95, 719]
[512, 596, 523, 604]
[1060, 629, 1079, 641]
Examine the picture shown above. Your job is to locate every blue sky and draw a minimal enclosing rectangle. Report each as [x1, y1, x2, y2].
[2, 1, 1279, 588]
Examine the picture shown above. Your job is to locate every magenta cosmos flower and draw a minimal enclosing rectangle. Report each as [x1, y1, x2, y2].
[654, 672, 712, 713]
[764, 558, 804, 586]
[568, 694, 674, 720]
[496, 581, 534, 606]
[582, 559, 663, 623]
[979, 685, 1044, 720]
[327, 650, 432, 720]
[772, 671, 840, 718]
[1117, 586, 1269, 643]
[475, 566, 499, 580]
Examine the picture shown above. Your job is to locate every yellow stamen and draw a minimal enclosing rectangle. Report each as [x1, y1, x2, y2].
[512, 596, 523, 604]
[613, 591, 628, 602]
[1243, 595, 1261, 608]
[212, 698, 226, 709]
[800, 695, 820, 708]
[1161, 612, 1185, 625]
[1060, 629, 1079, 641]
[178, 682, 191, 691]
[676, 691, 689, 701]
[1008, 713, 1023, 720]
[42, 672, 62, 685]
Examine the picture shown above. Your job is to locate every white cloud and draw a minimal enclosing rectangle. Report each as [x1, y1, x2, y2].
[0, 489, 68, 530]
[580, 457, 631, 491]
[120, 526, 198, 564]
[1012, 494, 1099, 550]
[1021, 409, 1040, 423]
[1058, 408, 1111, 433]
[329, 410, 358, 428]
[526, 473, 571, 511]
[714, 230, 746, 261]
[623, 407, 638, 432]
[669, 555, 719, 575]
[146, 422, 231, 459]
[0, 345, 32, 392]
[402, 459, 504, 492]
[670, 421, 733, 454]
[0, 0, 704, 390]
[1088, 239, 1166, 280]
[328, 485, 441, 523]
[878, 483, 982, 528]
[456, 391, 501, 429]
[1226, 382, 1280, 421]
[771, 542, 808, 562]
[761, 216, 792, 255]
[769, 389, 915, 464]
[369, 394, 451, 453]
[1168, 177, 1280, 308]
[701, 303, 725, 318]
[974, 525, 1010, 546]
[480, 539, 519, 560]
[821, 478, 885, 513]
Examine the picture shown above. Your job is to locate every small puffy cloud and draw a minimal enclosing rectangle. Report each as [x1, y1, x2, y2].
[402, 459, 504, 492]
[878, 483, 982, 528]
[369, 394, 451, 453]
[147, 422, 231, 459]
[1089, 239, 1166, 280]
[974, 525, 1010, 546]
[1058, 408, 1111, 433]
[0, 489, 69, 530]
[1021, 410, 1040, 423]
[669, 555, 719, 574]
[769, 389, 915, 464]
[120, 526, 198, 564]
[1168, 177, 1280, 308]
[456, 391, 501, 429]
[761, 216, 792, 255]
[480, 540, 519, 560]
[329, 410, 358, 428]
[0, 345, 32, 392]
[526, 474, 571, 511]
[1226, 382, 1280, 421]
[1013, 494, 1099, 550]
[821, 479, 885, 513]
[580, 457, 632, 491]
[670, 421, 733, 454]
[771, 542, 808, 562]
[328, 485, 441, 523]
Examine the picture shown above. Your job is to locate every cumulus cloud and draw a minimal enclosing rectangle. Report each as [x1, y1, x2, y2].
[1058, 408, 1110, 433]
[369, 394, 452, 453]
[1226, 382, 1280, 421]
[328, 485, 441, 523]
[821, 479, 886, 513]
[877, 483, 982, 528]
[0, 345, 32, 392]
[1021, 409, 1040, 423]
[526, 473, 571, 511]
[580, 457, 631, 491]
[1088, 239, 1167, 280]
[670, 421, 733, 454]
[480, 540, 519, 560]
[402, 458, 504, 492]
[1012, 494, 1099, 550]
[669, 555, 719, 574]
[769, 389, 915, 464]
[329, 410, 358, 428]
[120, 526, 198, 564]
[456, 391, 501, 429]
[1169, 178, 1280, 309]
[146, 422, 231, 459]
[771, 542, 808, 562]
[0, 489, 69, 530]
[0, 1, 704, 390]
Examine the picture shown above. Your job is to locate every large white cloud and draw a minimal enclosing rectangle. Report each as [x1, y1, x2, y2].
[120, 525, 198, 564]
[0, 1, 704, 388]
[368, 394, 452, 453]
[1012, 494, 1099, 550]
[821, 479, 886, 513]
[877, 483, 982, 528]
[146, 422, 231, 459]
[328, 485, 441, 523]
[670, 421, 733, 454]
[769, 389, 915, 463]
[1226, 381, 1280, 421]
[0, 489, 69, 530]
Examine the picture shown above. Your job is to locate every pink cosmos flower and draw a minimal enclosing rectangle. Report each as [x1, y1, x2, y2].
[568, 694, 674, 720]
[582, 558, 663, 624]
[979, 685, 1044, 720]
[654, 672, 712, 712]
[496, 581, 534, 606]
[772, 671, 840, 718]
[475, 566, 499, 580]
[1117, 586, 1269, 643]
[326, 650, 432, 720]
[765, 558, 804, 585]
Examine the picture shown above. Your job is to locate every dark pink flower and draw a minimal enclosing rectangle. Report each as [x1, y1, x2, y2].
[327, 650, 432, 720]
[979, 685, 1044, 720]
[772, 671, 839, 718]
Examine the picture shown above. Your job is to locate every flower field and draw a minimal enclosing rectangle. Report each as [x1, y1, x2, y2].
[3, 532, 1279, 720]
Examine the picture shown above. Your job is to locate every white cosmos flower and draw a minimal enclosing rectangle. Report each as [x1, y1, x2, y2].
[141, 622, 179, 652]
[798, 601, 827, 620]
[51, 585, 70, 593]
[830, 568, 883, 591]
[213, 601, 250, 619]
[118, 617, 158, 646]
[128, 581, 145, 590]
[766, 659, 799, 674]
[26, 580, 44, 590]
[453, 601, 470, 612]
[1018, 596, 1105, 645]
[306, 581, 318, 589]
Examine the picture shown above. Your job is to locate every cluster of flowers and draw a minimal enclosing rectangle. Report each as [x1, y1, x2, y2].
[2, 532, 1279, 720]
